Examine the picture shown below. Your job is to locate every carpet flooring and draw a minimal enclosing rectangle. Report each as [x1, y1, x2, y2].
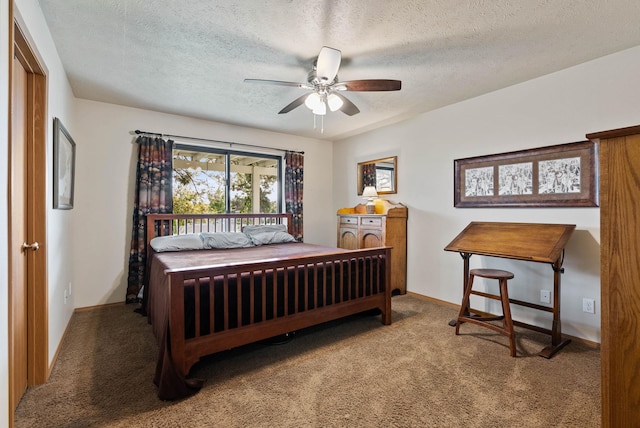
[15, 295, 601, 427]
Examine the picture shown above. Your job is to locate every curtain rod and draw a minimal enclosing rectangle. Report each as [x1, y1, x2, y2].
[134, 129, 304, 154]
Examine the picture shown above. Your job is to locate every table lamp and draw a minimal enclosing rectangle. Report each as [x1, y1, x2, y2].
[362, 186, 378, 214]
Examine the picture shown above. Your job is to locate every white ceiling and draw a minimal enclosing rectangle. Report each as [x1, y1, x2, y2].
[38, 0, 640, 141]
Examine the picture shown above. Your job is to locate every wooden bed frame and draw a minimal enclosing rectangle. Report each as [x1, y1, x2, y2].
[145, 213, 392, 399]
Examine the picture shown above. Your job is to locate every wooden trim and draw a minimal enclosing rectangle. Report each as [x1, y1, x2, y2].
[406, 291, 459, 309]
[48, 303, 127, 372]
[8, 5, 15, 426]
[47, 305, 74, 375]
[74, 302, 127, 312]
[562, 334, 599, 350]
[586, 124, 640, 140]
[13, 22, 43, 74]
[10, 20, 49, 392]
[406, 291, 600, 349]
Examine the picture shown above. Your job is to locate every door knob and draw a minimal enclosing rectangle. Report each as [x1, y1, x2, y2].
[22, 242, 40, 252]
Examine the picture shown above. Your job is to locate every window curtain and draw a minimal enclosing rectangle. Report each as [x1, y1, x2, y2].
[126, 136, 174, 303]
[284, 152, 304, 241]
[363, 163, 377, 187]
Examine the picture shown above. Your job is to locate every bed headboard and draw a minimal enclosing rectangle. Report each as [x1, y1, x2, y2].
[145, 213, 293, 250]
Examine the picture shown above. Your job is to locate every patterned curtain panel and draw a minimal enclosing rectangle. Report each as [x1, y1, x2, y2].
[363, 163, 377, 187]
[126, 136, 174, 303]
[284, 152, 304, 241]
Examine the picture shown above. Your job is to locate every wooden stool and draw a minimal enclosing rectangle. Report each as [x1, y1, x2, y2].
[455, 268, 516, 357]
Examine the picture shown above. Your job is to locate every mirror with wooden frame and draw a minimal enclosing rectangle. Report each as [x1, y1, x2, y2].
[357, 156, 397, 195]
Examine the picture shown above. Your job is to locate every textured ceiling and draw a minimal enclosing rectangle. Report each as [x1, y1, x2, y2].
[38, 0, 640, 141]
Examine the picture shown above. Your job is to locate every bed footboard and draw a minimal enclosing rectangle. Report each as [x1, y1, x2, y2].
[167, 247, 391, 377]
[145, 213, 391, 400]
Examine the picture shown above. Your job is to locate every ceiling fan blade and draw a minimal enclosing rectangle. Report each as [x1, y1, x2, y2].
[244, 79, 309, 89]
[278, 94, 308, 114]
[340, 79, 402, 91]
[332, 93, 360, 116]
[316, 47, 341, 83]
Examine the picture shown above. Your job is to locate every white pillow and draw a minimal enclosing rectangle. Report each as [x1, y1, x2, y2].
[242, 224, 289, 235]
[242, 224, 296, 246]
[249, 231, 297, 246]
[149, 234, 204, 252]
[200, 232, 253, 249]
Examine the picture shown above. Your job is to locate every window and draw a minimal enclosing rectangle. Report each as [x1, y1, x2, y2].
[172, 145, 281, 214]
[375, 164, 395, 193]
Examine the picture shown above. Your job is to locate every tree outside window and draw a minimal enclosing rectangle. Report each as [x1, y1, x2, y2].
[173, 146, 280, 214]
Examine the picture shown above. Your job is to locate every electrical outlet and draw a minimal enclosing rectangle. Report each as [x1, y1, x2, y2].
[583, 298, 595, 314]
[540, 290, 551, 304]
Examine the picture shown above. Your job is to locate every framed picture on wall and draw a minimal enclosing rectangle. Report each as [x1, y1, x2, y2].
[454, 140, 598, 208]
[53, 117, 76, 209]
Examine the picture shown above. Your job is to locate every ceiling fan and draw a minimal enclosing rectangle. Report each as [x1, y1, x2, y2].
[244, 47, 401, 117]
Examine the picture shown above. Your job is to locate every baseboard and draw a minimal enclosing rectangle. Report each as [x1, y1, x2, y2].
[48, 301, 130, 375]
[74, 301, 128, 312]
[404, 291, 600, 349]
[48, 312, 73, 377]
[405, 291, 460, 310]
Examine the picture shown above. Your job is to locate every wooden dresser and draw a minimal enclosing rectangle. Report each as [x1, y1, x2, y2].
[337, 200, 407, 294]
[586, 125, 640, 427]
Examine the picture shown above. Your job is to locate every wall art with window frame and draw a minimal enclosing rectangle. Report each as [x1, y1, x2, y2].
[453, 140, 598, 208]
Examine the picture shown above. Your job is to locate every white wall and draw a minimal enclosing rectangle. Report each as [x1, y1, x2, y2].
[72, 100, 334, 308]
[333, 45, 640, 343]
[13, 0, 77, 367]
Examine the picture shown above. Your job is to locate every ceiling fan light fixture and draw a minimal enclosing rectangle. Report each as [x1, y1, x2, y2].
[312, 101, 327, 115]
[327, 93, 344, 112]
[245, 46, 400, 125]
[304, 92, 322, 110]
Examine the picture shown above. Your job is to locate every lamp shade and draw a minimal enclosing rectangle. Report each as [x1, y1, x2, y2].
[305, 92, 322, 110]
[312, 101, 327, 115]
[362, 186, 378, 199]
[327, 93, 344, 112]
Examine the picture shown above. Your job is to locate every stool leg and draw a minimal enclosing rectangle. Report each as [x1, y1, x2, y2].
[499, 278, 516, 357]
[455, 274, 475, 335]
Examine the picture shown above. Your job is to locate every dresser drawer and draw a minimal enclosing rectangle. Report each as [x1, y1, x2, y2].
[360, 217, 382, 227]
[340, 216, 358, 225]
